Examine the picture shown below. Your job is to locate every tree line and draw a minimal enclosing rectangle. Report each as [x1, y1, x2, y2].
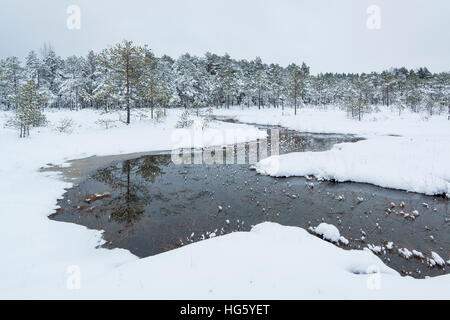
[1, 40, 449, 127]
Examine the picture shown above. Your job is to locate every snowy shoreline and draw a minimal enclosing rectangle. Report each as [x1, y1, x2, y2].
[216, 106, 450, 197]
[0, 107, 449, 299]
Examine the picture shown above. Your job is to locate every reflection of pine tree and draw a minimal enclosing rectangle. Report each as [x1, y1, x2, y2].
[92, 156, 172, 229]
[135, 155, 171, 180]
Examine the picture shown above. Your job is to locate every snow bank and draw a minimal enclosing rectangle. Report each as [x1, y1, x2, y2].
[15, 222, 447, 300]
[216, 106, 450, 196]
[255, 135, 450, 196]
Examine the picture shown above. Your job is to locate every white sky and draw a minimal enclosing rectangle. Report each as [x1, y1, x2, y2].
[1, 0, 449, 74]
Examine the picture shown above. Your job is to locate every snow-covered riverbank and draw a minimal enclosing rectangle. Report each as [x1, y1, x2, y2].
[215, 106, 450, 196]
[0, 107, 449, 299]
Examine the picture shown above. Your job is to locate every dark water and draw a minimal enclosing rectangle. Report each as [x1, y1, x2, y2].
[50, 124, 450, 278]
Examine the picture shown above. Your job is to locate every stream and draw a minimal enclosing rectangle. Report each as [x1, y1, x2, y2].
[49, 119, 449, 278]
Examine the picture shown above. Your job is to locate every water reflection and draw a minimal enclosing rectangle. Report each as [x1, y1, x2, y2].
[92, 156, 172, 228]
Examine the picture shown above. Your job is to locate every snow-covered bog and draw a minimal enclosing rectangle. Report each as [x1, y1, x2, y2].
[0, 108, 449, 299]
[220, 106, 450, 197]
[255, 135, 450, 196]
[0, 108, 264, 298]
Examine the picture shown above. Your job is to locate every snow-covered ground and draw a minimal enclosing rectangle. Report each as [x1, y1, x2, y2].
[0, 107, 449, 299]
[215, 106, 450, 196]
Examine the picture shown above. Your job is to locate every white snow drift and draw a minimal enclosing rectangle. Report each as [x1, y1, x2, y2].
[255, 135, 450, 196]
[215, 106, 450, 196]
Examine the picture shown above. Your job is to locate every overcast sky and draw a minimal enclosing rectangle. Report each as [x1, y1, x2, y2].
[1, 0, 449, 74]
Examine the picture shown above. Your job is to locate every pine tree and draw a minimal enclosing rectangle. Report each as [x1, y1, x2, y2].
[267, 64, 284, 108]
[0, 61, 6, 107]
[9, 80, 47, 137]
[2, 56, 24, 109]
[348, 79, 371, 121]
[218, 54, 237, 109]
[83, 50, 101, 108]
[25, 51, 41, 86]
[287, 63, 302, 115]
[252, 57, 267, 110]
[174, 53, 205, 111]
[139, 47, 170, 119]
[40, 44, 62, 106]
[59, 55, 86, 110]
[104, 40, 145, 124]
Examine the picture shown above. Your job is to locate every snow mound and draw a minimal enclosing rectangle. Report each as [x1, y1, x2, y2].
[255, 136, 450, 196]
[309, 223, 348, 245]
[311, 223, 340, 242]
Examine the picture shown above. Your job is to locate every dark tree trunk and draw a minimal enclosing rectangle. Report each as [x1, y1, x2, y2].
[126, 56, 131, 125]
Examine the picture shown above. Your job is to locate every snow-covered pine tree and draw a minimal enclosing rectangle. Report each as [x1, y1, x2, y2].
[139, 47, 166, 119]
[287, 63, 303, 114]
[59, 55, 86, 110]
[40, 44, 63, 107]
[25, 51, 41, 87]
[82, 50, 102, 108]
[347, 78, 370, 121]
[9, 80, 47, 137]
[104, 40, 145, 124]
[218, 54, 237, 109]
[252, 57, 267, 110]
[2, 56, 24, 109]
[267, 63, 284, 108]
